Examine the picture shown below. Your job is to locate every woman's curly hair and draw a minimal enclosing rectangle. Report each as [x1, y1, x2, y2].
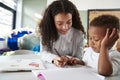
[39, 0, 85, 51]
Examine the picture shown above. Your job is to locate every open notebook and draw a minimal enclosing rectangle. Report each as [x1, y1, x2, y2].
[0, 59, 45, 72]
[32, 66, 105, 80]
[32, 66, 120, 80]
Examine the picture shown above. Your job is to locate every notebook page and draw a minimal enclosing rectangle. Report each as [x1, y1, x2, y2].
[33, 66, 105, 80]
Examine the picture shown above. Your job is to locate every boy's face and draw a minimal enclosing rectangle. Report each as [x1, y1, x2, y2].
[88, 26, 106, 53]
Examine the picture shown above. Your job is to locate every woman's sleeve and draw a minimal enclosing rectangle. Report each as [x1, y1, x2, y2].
[111, 51, 120, 75]
[40, 41, 56, 63]
[72, 31, 85, 60]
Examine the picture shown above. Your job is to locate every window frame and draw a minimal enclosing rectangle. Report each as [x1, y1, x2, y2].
[0, 2, 16, 29]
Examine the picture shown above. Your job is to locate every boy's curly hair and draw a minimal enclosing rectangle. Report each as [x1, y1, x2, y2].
[90, 14, 120, 30]
[39, 0, 85, 51]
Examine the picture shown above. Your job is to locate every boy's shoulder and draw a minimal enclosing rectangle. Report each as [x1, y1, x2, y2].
[84, 47, 94, 54]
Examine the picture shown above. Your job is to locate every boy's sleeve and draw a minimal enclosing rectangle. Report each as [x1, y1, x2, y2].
[82, 47, 92, 66]
[82, 50, 88, 64]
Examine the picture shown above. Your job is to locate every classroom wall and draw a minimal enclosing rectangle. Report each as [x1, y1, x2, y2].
[21, 0, 47, 29]
[79, 11, 88, 35]
[16, 0, 120, 32]
[47, 0, 120, 10]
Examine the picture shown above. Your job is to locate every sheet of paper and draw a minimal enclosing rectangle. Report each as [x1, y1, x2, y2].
[0, 59, 45, 71]
[32, 63, 120, 80]
[32, 66, 105, 80]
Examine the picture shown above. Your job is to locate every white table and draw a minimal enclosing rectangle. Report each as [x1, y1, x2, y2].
[0, 50, 120, 80]
[33, 62, 107, 80]
[0, 50, 40, 80]
[33, 63, 120, 80]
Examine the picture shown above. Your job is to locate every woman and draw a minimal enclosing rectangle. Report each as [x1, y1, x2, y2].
[39, 0, 85, 67]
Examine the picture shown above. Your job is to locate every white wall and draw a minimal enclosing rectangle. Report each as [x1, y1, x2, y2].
[47, 0, 120, 10]
[16, 0, 120, 31]
[22, 0, 47, 29]
[15, 0, 47, 29]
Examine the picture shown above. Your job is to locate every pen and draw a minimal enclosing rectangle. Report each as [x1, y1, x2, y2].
[54, 48, 61, 57]
[54, 48, 69, 66]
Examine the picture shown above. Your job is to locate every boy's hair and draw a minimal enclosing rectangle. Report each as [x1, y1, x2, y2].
[39, 0, 85, 51]
[90, 14, 120, 30]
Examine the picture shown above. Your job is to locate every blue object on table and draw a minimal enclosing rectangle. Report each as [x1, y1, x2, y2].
[11, 31, 32, 38]
[32, 44, 40, 52]
[7, 38, 19, 50]
[32, 44, 40, 55]
[9, 30, 32, 50]
[0, 38, 5, 41]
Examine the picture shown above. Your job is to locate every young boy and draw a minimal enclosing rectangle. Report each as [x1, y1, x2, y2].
[82, 14, 120, 76]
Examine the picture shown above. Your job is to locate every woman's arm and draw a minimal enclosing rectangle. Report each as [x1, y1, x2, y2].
[40, 41, 56, 63]
[72, 30, 85, 60]
[67, 30, 85, 65]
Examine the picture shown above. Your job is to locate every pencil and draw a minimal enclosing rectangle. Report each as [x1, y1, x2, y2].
[54, 48, 61, 57]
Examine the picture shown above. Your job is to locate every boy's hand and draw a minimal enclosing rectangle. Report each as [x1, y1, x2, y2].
[101, 28, 119, 49]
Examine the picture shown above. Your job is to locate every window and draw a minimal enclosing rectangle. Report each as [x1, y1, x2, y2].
[0, 1, 17, 36]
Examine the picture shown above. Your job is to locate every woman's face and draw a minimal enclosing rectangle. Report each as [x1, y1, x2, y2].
[54, 13, 72, 35]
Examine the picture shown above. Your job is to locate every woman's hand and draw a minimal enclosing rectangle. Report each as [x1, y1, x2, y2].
[53, 56, 84, 67]
[67, 57, 84, 65]
[53, 56, 69, 67]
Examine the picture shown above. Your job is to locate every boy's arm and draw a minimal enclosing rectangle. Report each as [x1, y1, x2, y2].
[98, 47, 113, 76]
[98, 28, 119, 76]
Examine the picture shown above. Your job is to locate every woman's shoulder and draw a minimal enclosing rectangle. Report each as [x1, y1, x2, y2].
[72, 27, 84, 36]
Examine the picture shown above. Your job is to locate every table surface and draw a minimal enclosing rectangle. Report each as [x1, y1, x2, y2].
[0, 50, 120, 80]
[0, 50, 40, 80]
